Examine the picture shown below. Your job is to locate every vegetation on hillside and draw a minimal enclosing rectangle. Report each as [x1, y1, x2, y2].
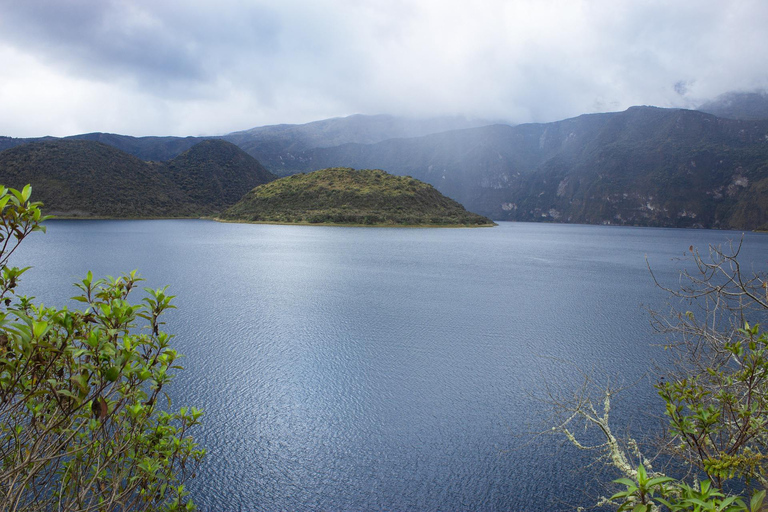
[164, 139, 276, 209]
[220, 168, 494, 226]
[3, 105, 768, 228]
[0, 139, 275, 218]
[0, 186, 204, 511]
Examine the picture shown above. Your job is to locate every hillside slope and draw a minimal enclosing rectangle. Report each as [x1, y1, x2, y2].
[0, 139, 275, 217]
[66, 133, 204, 161]
[220, 168, 494, 226]
[163, 139, 276, 212]
[222, 114, 494, 175]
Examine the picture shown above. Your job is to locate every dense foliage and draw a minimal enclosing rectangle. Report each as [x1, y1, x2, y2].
[220, 167, 494, 226]
[0, 139, 275, 218]
[0, 186, 204, 511]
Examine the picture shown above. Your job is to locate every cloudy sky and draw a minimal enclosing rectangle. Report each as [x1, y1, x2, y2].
[0, 0, 766, 137]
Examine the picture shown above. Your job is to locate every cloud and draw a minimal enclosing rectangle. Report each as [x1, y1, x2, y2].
[0, 0, 766, 136]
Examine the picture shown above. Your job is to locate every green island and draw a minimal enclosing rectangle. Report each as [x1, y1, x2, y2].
[218, 167, 495, 227]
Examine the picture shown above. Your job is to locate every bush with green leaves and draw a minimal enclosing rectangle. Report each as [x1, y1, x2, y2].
[546, 242, 768, 511]
[0, 185, 204, 511]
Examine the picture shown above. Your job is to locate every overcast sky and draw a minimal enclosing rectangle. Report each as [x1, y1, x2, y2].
[0, 0, 766, 137]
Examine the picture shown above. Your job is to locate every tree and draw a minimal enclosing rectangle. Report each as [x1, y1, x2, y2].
[0, 185, 205, 511]
[544, 241, 768, 511]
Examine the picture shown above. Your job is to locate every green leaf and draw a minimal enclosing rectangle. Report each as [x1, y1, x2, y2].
[751, 490, 766, 512]
[32, 320, 49, 339]
[103, 366, 120, 382]
[56, 389, 78, 400]
[646, 476, 676, 487]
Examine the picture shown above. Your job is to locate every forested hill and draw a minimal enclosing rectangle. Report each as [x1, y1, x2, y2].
[0, 139, 276, 218]
[220, 168, 494, 227]
[0, 134, 203, 160]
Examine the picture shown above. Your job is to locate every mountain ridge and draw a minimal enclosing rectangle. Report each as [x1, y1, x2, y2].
[0, 139, 275, 218]
[282, 107, 768, 229]
[2, 106, 768, 229]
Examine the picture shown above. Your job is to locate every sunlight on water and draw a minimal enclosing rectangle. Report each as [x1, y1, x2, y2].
[14, 220, 768, 511]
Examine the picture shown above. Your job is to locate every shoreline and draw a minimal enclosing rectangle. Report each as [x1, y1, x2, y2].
[213, 217, 498, 228]
[42, 215, 496, 228]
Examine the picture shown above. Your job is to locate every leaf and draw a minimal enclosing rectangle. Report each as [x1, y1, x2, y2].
[103, 366, 120, 382]
[32, 321, 49, 339]
[751, 490, 766, 512]
[56, 389, 78, 400]
[646, 476, 676, 487]
[92, 396, 108, 420]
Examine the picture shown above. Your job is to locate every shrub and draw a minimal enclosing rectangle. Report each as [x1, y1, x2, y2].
[0, 185, 204, 511]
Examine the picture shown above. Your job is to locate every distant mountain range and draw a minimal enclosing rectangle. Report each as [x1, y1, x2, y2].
[1, 93, 767, 228]
[0, 114, 491, 168]
[290, 107, 768, 229]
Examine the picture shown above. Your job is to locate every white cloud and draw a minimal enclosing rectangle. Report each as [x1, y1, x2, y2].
[0, 0, 766, 136]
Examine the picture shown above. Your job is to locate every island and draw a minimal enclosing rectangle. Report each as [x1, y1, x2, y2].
[218, 168, 495, 227]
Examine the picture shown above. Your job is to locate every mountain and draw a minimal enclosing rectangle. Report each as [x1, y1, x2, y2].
[1, 115, 494, 168]
[1, 134, 206, 161]
[272, 107, 768, 229]
[697, 90, 768, 120]
[162, 139, 276, 212]
[220, 168, 494, 226]
[0, 139, 275, 217]
[0, 136, 55, 152]
[65, 133, 205, 161]
[2, 107, 768, 229]
[221, 114, 495, 175]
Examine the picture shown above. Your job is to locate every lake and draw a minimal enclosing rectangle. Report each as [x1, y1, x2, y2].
[13, 220, 768, 510]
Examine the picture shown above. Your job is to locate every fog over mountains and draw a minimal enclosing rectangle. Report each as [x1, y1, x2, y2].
[1, 91, 768, 229]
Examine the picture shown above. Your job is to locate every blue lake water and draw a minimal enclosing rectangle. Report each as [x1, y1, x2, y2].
[13, 220, 768, 510]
